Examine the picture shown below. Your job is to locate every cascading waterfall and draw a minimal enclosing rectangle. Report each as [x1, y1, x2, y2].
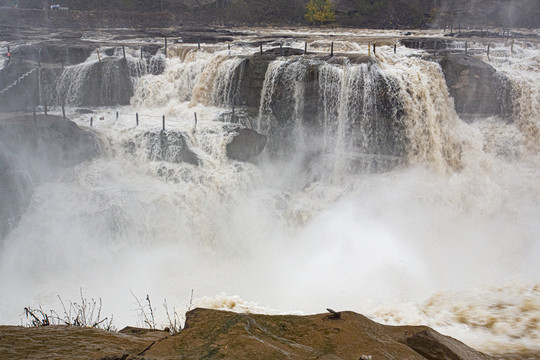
[127, 55, 148, 79]
[256, 56, 404, 177]
[256, 58, 310, 158]
[147, 53, 166, 75]
[53, 53, 132, 106]
[52, 47, 168, 108]
[317, 60, 402, 176]
[132, 50, 246, 110]
[488, 43, 540, 152]
[193, 55, 245, 106]
[132, 56, 209, 108]
[257, 59, 288, 136]
[1, 37, 540, 359]
[377, 52, 473, 172]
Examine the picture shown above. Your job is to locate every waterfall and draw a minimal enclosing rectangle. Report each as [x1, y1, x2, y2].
[488, 43, 540, 152]
[256, 53, 479, 174]
[127, 56, 148, 78]
[2, 36, 540, 359]
[132, 51, 247, 110]
[256, 57, 404, 176]
[192, 55, 246, 106]
[317, 61, 403, 175]
[53, 56, 133, 106]
[256, 58, 309, 158]
[377, 53, 469, 172]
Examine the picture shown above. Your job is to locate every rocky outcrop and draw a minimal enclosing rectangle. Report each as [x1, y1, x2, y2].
[226, 127, 267, 162]
[391, 41, 514, 119]
[158, 308, 495, 360]
[0, 115, 99, 239]
[0, 308, 498, 359]
[0, 324, 168, 360]
[0, 145, 33, 240]
[237, 56, 272, 108]
[437, 54, 512, 119]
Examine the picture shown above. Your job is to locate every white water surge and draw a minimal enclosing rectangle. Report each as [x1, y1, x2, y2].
[1, 37, 539, 358]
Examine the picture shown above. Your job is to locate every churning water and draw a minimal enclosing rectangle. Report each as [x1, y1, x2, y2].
[1, 32, 539, 358]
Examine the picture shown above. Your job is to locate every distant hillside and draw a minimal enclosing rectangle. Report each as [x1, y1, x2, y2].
[1, 0, 539, 28]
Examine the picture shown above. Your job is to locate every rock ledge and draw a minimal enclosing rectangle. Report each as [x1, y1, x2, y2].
[0, 308, 494, 360]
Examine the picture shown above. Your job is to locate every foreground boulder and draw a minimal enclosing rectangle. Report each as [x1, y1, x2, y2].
[144, 308, 493, 360]
[0, 115, 99, 239]
[0, 308, 496, 359]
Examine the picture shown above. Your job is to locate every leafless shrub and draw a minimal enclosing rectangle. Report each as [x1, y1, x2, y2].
[163, 299, 181, 335]
[131, 289, 195, 335]
[130, 289, 156, 329]
[23, 306, 50, 327]
[186, 288, 194, 312]
[23, 288, 115, 331]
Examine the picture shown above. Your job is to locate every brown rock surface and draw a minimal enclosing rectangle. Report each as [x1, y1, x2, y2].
[226, 127, 267, 162]
[0, 325, 168, 360]
[0, 308, 495, 360]
[437, 54, 512, 119]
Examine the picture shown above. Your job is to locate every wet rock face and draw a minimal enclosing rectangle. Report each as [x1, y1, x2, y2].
[438, 54, 513, 119]
[0, 61, 35, 92]
[0, 115, 99, 239]
[0, 67, 40, 112]
[238, 57, 272, 108]
[226, 127, 267, 162]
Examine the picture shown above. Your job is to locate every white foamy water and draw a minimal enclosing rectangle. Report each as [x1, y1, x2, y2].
[1, 33, 539, 358]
